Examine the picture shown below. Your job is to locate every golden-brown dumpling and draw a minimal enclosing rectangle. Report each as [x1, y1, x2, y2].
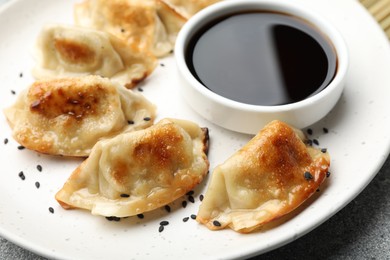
[161, 0, 221, 19]
[3, 76, 156, 157]
[197, 120, 330, 233]
[156, 0, 187, 46]
[55, 118, 209, 217]
[74, 0, 187, 57]
[32, 24, 157, 88]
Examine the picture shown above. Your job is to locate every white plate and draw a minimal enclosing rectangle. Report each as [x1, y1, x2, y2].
[0, 0, 389, 259]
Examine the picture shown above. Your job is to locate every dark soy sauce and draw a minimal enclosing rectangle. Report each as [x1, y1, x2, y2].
[186, 11, 337, 106]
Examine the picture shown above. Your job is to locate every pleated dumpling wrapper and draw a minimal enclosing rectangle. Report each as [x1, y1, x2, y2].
[74, 0, 187, 57]
[32, 24, 157, 89]
[197, 120, 330, 233]
[55, 118, 210, 217]
[161, 0, 221, 19]
[3, 75, 156, 157]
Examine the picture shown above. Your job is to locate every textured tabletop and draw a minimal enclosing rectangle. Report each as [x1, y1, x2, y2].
[0, 0, 389, 259]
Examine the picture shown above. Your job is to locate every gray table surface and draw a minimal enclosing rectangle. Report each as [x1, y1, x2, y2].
[1, 0, 389, 259]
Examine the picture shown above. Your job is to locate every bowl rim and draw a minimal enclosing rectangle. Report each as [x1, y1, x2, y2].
[175, 0, 349, 113]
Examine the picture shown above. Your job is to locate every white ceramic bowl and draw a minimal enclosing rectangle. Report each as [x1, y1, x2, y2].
[175, 0, 348, 134]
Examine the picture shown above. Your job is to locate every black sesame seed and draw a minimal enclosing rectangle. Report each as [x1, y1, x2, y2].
[127, 120, 135, 125]
[49, 207, 54, 214]
[183, 217, 189, 222]
[36, 165, 42, 172]
[11, 90, 16, 95]
[17, 145, 25, 150]
[190, 214, 196, 220]
[143, 117, 151, 121]
[316, 189, 320, 192]
[35, 181, 40, 189]
[160, 220, 169, 226]
[182, 201, 187, 208]
[213, 220, 221, 227]
[188, 195, 195, 203]
[321, 148, 327, 153]
[199, 194, 204, 201]
[307, 128, 313, 135]
[120, 194, 130, 198]
[323, 127, 329, 134]
[18, 171, 25, 181]
[19, 72, 23, 78]
[4, 138, 8, 145]
[304, 171, 313, 180]
[137, 214, 144, 219]
[313, 139, 320, 145]
[186, 190, 194, 196]
[160, 63, 165, 67]
[326, 171, 331, 178]
[137, 87, 144, 92]
[306, 139, 313, 146]
[164, 205, 171, 213]
[106, 216, 121, 222]
[158, 225, 164, 232]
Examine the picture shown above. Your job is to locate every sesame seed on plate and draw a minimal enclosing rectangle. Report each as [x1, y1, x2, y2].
[18, 171, 25, 181]
[158, 225, 164, 232]
[160, 221, 169, 226]
[188, 195, 195, 203]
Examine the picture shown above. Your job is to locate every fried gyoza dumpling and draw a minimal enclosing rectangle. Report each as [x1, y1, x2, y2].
[3, 76, 156, 157]
[55, 118, 209, 217]
[161, 0, 221, 19]
[197, 120, 330, 233]
[32, 24, 157, 89]
[74, 0, 187, 57]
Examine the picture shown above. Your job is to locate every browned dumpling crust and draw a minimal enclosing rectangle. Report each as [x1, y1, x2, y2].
[32, 24, 157, 89]
[197, 120, 330, 233]
[55, 118, 209, 217]
[74, 0, 187, 57]
[3, 76, 156, 157]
